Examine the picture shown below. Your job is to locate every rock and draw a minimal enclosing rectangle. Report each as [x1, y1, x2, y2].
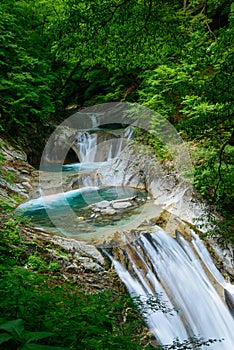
[1, 143, 27, 162]
[0, 137, 38, 200]
[95, 200, 110, 209]
[40, 126, 77, 164]
[205, 236, 234, 281]
[21, 169, 30, 174]
[112, 201, 132, 210]
[76, 256, 103, 272]
[21, 181, 33, 190]
[65, 263, 79, 273]
[50, 235, 105, 265]
[224, 289, 234, 316]
[101, 208, 116, 215]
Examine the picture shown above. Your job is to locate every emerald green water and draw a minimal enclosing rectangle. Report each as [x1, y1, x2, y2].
[17, 186, 151, 241]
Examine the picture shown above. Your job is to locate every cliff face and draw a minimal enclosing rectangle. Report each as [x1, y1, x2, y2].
[0, 137, 39, 202]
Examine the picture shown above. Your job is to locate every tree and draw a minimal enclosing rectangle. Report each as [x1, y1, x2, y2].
[0, 0, 64, 133]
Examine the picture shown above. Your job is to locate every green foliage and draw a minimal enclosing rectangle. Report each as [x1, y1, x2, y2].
[0, 318, 67, 349]
[1, 0, 233, 345]
[2, 198, 226, 350]
[48, 261, 61, 272]
[135, 294, 175, 316]
[1, 201, 219, 350]
[26, 253, 47, 272]
[135, 129, 173, 162]
[139, 64, 192, 121]
[0, 266, 149, 349]
[0, 3, 233, 347]
[135, 1, 234, 242]
[0, 145, 5, 166]
[0, 0, 61, 132]
[0, 211, 27, 267]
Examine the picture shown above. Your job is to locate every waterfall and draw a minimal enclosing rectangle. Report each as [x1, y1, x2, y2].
[77, 126, 135, 163]
[77, 132, 97, 163]
[124, 125, 135, 139]
[105, 126, 135, 161]
[105, 229, 234, 349]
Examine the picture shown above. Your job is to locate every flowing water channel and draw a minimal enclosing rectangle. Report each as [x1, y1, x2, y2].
[17, 124, 234, 349]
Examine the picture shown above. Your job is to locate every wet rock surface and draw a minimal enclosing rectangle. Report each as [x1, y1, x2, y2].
[205, 236, 234, 282]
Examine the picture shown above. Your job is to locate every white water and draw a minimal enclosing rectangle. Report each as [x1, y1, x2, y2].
[77, 126, 135, 163]
[77, 132, 97, 163]
[106, 229, 234, 349]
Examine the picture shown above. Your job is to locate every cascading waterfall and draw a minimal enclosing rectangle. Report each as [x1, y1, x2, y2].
[77, 132, 97, 163]
[104, 228, 234, 349]
[77, 126, 135, 163]
[105, 126, 135, 161]
[124, 125, 135, 139]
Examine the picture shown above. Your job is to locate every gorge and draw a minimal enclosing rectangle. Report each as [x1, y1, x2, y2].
[13, 104, 234, 349]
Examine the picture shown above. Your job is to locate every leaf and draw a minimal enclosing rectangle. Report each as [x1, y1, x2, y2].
[20, 343, 69, 350]
[24, 331, 55, 344]
[0, 319, 24, 341]
[0, 333, 13, 344]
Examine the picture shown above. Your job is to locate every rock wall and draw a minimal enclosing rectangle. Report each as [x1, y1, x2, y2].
[0, 137, 39, 201]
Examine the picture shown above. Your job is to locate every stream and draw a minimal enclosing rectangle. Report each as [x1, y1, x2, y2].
[17, 120, 234, 349]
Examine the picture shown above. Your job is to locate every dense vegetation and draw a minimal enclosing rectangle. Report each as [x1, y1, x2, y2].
[0, 0, 233, 348]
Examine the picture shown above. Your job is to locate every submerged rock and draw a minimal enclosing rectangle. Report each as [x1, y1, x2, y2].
[88, 195, 145, 220]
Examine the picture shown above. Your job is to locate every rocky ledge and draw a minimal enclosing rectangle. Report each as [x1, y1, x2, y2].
[19, 226, 125, 294]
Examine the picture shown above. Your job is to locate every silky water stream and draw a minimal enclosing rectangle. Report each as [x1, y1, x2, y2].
[17, 126, 234, 349]
[104, 229, 234, 349]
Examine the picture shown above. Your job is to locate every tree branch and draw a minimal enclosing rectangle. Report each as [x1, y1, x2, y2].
[205, 21, 217, 40]
[58, 60, 82, 95]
